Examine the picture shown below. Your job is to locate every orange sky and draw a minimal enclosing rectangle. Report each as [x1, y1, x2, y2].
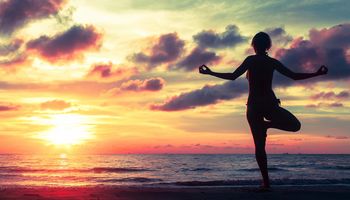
[0, 0, 349, 154]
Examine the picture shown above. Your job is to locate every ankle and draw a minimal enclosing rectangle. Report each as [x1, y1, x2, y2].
[262, 181, 270, 188]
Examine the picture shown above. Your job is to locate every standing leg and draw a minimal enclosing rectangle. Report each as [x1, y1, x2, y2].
[265, 106, 301, 132]
[247, 106, 270, 188]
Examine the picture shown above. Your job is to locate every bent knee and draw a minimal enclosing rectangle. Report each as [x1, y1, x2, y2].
[290, 120, 301, 132]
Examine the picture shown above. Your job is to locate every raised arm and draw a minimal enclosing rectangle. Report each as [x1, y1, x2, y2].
[274, 60, 328, 80]
[199, 58, 249, 81]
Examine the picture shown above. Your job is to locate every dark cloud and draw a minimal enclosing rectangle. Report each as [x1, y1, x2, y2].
[264, 27, 293, 46]
[107, 77, 165, 95]
[310, 90, 349, 100]
[0, 0, 67, 36]
[337, 91, 350, 98]
[329, 102, 344, 107]
[132, 33, 185, 67]
[173, 47, 221, 71]
[150, 80, 247, 111]
[26, 25, 102, 63]
[120, 77, 165, 92]
[274, 23, 350, 85]
[0, 103, 19, 111]
[87, 62, 137, 81]
[193, 25, 247, 49]
[40, 99, 71, 110]
[140, 78, 165, 91]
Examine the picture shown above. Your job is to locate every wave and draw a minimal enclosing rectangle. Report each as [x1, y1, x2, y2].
[170, 178, 350, 186]
[92, 167, 151, 173]
[0, 167, 152, 174]
[181, 167, 213, 172]
[238, 167, 287, 172]
[98, 177, 163, 183]
[317, 166, 350, 170]
[271, 164, 309, 168]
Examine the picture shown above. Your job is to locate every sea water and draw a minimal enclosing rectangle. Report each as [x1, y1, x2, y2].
[0, 154, 349, 187]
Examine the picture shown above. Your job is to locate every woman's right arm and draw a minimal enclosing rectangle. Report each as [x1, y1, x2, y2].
[198, 57, 249, 81]
[274, 60, 328, 80]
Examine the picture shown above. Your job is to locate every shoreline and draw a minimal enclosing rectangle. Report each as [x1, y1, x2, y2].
[1, 185, 350, 200]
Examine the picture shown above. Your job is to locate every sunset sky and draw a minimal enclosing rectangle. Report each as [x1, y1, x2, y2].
[0, 0, 349, 154]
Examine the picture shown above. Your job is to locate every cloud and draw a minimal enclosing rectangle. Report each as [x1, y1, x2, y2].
[0, 104, 19, 111]
[150, 80, 247, 111]
[325, 135, 349, 140]
[310, 90, 349, 100]
[268, 142, 285, 146]
[40, 99, 71, 110]
[173, 47, 221, 71]
[109, 77, 165, 94]
[264, 27, 293, 46]
[306, 102, 344, 108]
[193, 25, 247, 49]
[0, 53, 29, 69]
[0, 39, 27, 69]
[132, 33, 185, 67]
[193, 143, 215, 148]
[153, 144, 174, 149]
[120, 78, 165, 92]
[86, 62, 138, 81]
[26, 25, 102, 63]
[328, 102, 343, 107]
[0, 39, 23, 56]
[0, 0, 67, 36]
[120, 78, 165, 91]
[274, 23, 350, 85]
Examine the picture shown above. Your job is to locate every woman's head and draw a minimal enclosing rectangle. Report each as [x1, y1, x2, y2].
[251, 32, 271, 54]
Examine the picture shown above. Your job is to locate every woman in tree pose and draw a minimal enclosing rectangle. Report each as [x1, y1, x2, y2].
[199, 32, 328, 190]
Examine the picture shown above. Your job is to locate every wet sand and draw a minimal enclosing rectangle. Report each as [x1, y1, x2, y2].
[1, 185, 350, 200]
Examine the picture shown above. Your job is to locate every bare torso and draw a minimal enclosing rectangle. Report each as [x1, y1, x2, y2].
[246, 54, 278, 105]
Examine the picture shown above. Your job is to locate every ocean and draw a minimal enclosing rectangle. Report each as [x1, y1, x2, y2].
[0, 154, 350, 187]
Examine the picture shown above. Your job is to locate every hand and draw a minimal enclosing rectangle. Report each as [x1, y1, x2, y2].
[199, 64, 212, 75]
[316, 65, 328, 75]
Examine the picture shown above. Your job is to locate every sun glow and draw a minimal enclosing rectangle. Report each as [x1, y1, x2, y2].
[38, 114, 94, 146]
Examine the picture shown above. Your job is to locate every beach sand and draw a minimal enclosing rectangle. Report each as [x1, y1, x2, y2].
[0, 185, 349, 200]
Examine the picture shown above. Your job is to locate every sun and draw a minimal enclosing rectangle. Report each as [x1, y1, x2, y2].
[38, 114, 94, 146]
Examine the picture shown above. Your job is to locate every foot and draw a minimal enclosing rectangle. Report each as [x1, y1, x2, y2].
[257, 184, 271, 192]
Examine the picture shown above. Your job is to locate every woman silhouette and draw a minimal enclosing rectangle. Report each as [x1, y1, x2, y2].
[199, 32, 328, 190]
